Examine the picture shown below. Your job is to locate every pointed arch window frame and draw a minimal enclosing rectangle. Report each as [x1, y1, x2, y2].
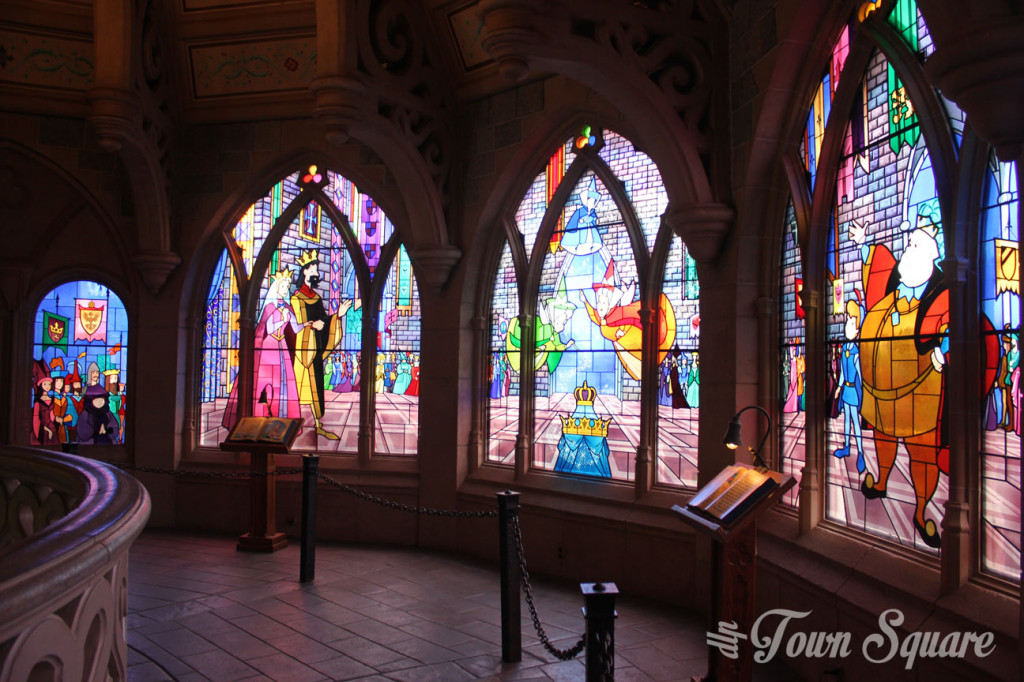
[477, 127, 699, 494]
[192, 165, 422, 465]
[776, 4, 1018, 586]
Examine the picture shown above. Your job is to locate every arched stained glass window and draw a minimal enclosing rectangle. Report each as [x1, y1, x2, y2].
[824, 44, 948, 552]
[980, 158, 1020, 580]
[782, 0, 1018, 583]
[32, 281, 128, 446]
[779, 198, 805, 507]
[487, 126, 694, 488]
[656, 235, 699, 488]
[534, 169, 639, 480]
[199, 166, 418, 456]
[487, 242, 519, 465]
[375, 245, 421, 456]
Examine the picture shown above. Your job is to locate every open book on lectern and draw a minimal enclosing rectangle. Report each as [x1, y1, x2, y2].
[225, 416, 301, 447]
[686, 464, 781, 527]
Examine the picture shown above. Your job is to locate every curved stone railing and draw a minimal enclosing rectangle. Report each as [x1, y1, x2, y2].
[0, 446, 150, 682]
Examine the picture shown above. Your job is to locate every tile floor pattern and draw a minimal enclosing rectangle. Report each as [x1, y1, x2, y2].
[128, 531, 800, 681]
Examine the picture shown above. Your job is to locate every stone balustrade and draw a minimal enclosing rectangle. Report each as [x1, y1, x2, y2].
[0, 447, 150, 682]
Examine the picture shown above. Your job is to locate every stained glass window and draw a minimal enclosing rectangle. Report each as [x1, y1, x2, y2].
[200, 166, 416, 456]
[779, 199, 805, 507]
[656, 236, 698, 487]
[375, 245, 421, 456]
[487, 241, 519, 465]
[980, 158, 1020, 580]
[200, 250, 240, 445]
[489, 126, 693, 486]
[533, 169, 637, 479]
[32, 281, 128, 446]
[824, 47, 948, 553]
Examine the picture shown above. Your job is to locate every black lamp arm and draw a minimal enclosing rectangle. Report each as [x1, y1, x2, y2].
[733, 404, 771, 471]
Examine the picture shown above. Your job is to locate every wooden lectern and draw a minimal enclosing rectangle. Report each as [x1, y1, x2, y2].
[672, 464, 796, 682]
[221, 417, 303, 552]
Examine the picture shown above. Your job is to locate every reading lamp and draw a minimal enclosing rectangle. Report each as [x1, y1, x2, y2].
[723, 404, 771, 471]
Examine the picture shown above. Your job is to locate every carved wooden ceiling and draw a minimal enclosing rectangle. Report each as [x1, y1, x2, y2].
[0, 0, 498, 123]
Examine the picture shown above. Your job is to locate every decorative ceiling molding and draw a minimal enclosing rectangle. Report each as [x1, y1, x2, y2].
[0, 29, 94, 91]
[446, 2, 492, 71]
[189, 36, 317, 98]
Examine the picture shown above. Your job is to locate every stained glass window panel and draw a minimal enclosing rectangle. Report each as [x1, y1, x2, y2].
[533, 170, 640, 481]
[656, 236, 697, 488]
[825, 51, 948, 553]
[32, 281, 128, 446]
[277, 202, 361, 452]
[200, 249, 241, 447]
[980, 158, 1020, 580]
[516, 137, 574, 260]
[325, 170, 395, 277]
[802, 24, 852, 191]
[231, 172, 301, 275]
[597, 129, 668, 252]
[375, 244, 421, 456]
[779, 199, 806, 506]
[488, 241, 519, 465]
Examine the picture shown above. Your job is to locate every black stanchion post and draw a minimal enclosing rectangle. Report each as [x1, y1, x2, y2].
[497, 490, 521, 662]
[582, 581, 618, 682]
[300, 454, 319, 583]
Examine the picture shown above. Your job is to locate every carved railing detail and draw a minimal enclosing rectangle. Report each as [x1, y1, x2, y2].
[0, 447, 150, 682]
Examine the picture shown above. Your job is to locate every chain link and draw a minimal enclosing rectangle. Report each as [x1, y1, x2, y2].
[512, 512, 585, 661]
[316, 472, 498, 518]
[112, 463, 303, 478]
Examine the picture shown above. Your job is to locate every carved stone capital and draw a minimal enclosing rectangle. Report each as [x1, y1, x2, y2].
[133, 250, 181, 294]
[309, 76, 371, 145]
[409, 245, 462, 292]
[87, 88, 140, 152]
[662, 203, 734, 265]
[925, 17, 1024, 161]
[479, 0, 546, 81]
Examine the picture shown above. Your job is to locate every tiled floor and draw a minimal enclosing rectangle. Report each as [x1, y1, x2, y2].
[128, 531, 800, 681]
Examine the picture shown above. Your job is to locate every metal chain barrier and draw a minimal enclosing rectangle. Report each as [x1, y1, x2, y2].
[112, 463, 303, 478]
[316, 472, 498, 518]
[117, 462, 589, 663]
[512, 512, 585, 660]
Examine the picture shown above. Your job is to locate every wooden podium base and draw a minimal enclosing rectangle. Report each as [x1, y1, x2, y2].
[237, 532, 288, 553]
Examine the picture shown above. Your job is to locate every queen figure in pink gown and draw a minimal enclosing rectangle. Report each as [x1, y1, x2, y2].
[254, 270, 306, 419]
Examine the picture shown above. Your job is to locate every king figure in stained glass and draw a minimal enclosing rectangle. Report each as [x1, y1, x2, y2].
[850, 199, 949, 548]
[291, 249, 354, 440]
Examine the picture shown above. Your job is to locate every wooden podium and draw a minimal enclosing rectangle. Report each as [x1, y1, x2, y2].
[221, 417, 303, 553]
[672, 464, 796, 682]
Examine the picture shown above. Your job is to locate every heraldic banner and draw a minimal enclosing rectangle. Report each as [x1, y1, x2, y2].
[75, 299, 107, 343]
[42, 310, 69, 354]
